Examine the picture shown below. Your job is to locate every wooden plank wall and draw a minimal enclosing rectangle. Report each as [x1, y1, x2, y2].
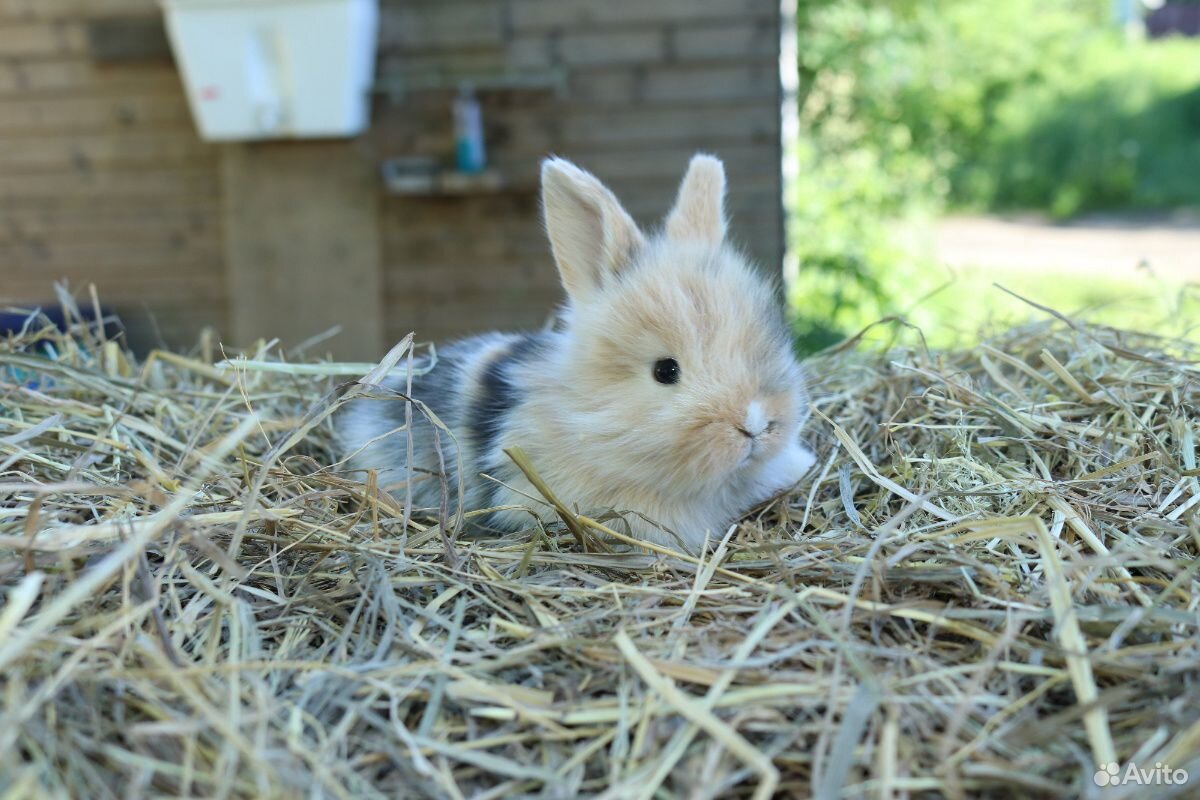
[221, 141, 384, 361]
[0, 0, 225, 349]
[373, 0, 782, 344]
[0, 0, 782, 353]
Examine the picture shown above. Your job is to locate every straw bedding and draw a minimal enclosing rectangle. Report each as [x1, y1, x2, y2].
[2, 292, 1198, 799]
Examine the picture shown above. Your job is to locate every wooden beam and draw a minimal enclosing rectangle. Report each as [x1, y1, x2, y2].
[220, 141, 384, 361]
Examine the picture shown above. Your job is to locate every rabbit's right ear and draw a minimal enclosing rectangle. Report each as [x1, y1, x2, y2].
[665, 154, 727, 246]
[541, 158, 645, 302]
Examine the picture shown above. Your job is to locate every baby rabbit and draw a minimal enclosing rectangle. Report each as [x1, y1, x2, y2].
[338, 154, 815, 552]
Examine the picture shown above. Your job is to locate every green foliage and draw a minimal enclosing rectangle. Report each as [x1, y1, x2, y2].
[787, 0, 937, 349]
[786, 136, 927, 352]
[974, 38, 1200, 216]
[787, 0, 1200, 350]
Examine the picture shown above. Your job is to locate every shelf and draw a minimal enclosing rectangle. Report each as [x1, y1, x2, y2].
[381, 159, 528, 196]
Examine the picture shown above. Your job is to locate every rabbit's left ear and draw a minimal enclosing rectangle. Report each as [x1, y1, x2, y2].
[665, 154, 727, 246]
[542, 157, 645, 303]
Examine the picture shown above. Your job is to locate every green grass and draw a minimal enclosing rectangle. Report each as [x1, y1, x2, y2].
[911, 269, 1197, 345]
[788, 207, 1200, 352]
[794, 259, 1200, 353]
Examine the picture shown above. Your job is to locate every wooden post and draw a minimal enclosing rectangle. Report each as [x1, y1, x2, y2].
[220, 141, 384, 360]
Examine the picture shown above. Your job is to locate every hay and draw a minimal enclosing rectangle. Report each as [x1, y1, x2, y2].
[2, 289, 1199, 799]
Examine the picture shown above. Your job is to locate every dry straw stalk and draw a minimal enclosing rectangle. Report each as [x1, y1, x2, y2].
[2, 290, 1198, 798]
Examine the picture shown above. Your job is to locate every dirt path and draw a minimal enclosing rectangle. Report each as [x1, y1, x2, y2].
[932, 214, 1200, 281]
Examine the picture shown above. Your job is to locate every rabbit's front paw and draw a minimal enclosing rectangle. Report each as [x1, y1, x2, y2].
[755, 441, 816, 497]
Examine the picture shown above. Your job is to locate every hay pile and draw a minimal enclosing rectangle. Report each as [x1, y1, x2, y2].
[2, 293, 1198, 799]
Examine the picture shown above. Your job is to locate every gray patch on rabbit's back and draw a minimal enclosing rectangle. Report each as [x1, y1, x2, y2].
[337, 331, 553, 526]
[337, 342, 472, 509]
[467, 331, 552, 505]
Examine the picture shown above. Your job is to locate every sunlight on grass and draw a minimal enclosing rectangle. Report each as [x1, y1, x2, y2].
[900, 266, 1199, 347]
[789, 208, 1200, 352]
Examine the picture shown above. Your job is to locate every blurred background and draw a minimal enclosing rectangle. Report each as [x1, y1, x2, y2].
[785, 0, 1200, 350]
[0, 0, 1197, 360]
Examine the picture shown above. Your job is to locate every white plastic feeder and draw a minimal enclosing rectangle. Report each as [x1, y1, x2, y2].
[160, 0, 379, 141]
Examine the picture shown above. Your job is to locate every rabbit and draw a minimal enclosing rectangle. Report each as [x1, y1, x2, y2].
[337, 153, 816, 552]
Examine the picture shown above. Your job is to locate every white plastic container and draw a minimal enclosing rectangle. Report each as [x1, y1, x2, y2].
[160, 0, 379, 141]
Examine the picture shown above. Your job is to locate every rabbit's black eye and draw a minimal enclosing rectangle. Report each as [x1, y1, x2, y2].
[653, 358, 681, 385]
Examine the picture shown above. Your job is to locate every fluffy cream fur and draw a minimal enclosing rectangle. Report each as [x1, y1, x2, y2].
[338, 154, 815, 552]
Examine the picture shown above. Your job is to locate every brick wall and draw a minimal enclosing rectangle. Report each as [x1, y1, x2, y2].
[0, 0, 223, 349]
[0, 0, 782, 354]
[372, 0, 782, 344]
